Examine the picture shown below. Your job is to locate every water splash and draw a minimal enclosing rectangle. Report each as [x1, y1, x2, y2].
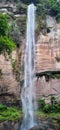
[21, 4, 36, 130]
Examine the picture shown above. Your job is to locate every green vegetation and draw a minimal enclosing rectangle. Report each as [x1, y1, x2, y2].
[44, 72, 60, 82]
[0, 14, 9, 36]
[54, 74, 60, 79]
[0, 36, 16, 54]
[20, 0, 39, 4]
[17, 2, 27, 14]
[0, 14, 16, 54]
[0, 69, 3, 78]
[37, 110, 60, 119]
[36, 0, 60, 25]
[0, 100, 60, 122]
[16, 16, 26, 35]
[56, 13, 60, 23]
[38, 98, 45, 109]
[0, 104, 22, 122]
[11, 59, 20, 81]
[9, 21, 21, 48]
[38, 97, 60, 113]
[19, 0, 60, 23]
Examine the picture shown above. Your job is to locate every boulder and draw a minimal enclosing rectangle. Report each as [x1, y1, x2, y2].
[30, 125, 48, 130]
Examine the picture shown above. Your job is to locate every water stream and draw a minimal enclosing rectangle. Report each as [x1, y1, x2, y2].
[20, 4, 36, 130]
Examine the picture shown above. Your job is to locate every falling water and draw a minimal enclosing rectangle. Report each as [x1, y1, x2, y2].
[21, 4, 36, 130]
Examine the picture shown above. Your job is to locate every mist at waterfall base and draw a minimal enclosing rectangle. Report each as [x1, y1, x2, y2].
[20, 4, 37, 130]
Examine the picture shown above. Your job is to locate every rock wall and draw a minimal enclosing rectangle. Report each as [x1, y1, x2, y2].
[0, 8, 60, 103]
[35, 16, 60, 101]
[36, 16, 60, 72]
[0, 52, 20, 104]
[35, 77, 60, 103]
[35, 42, 60, 72]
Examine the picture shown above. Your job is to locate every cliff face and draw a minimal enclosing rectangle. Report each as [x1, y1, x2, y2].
[36, 15, 60, 73]
[0, 52, 20, 104]
[35, 16, 60, 102]
[0, 2, 60, 103]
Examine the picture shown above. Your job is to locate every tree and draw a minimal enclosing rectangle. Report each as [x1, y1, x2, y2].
[0, 14, 9, 36]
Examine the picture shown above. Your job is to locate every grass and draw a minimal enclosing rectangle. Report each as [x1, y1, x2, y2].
[0, 104, 60, 122]
[0, 104, 22, 122]
[37, 110, 60, 119]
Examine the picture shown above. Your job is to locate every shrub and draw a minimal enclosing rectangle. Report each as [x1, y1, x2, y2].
[0, 104, 7, 111]
[17, 2, 27, 14]
[9, 22, 21, 47]
[0, 69, 2, 78]
[43, 101, 60, 113]
[56, 13, 60, 23]
[49, 4, 60, 16]
[0, 14, 9, 36]
[51, 96, 56, 104]
[38, 98, 45, 109]
[16, 16, 26, 35]
[20, 0, 39, 5]
[54, 102, 60, 112]
[0, 36, 16, 54]
[43, 104, 52, 113]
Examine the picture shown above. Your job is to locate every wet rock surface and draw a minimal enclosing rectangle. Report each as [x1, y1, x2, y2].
[0, 118, 60, 130]
[30, 121, 56, 130]
[30, 125, 47, 130]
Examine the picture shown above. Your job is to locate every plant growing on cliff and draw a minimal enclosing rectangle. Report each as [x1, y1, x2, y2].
[50, 96, 56, 106]
[0, 69, 3, 78]
[38, 98, 45, 109]
[0, 14, 16, 54]
[20, 0, 39, 4]
[0, 104, 22, 121]
[0, 14, 9, 36]
[17, 1, 27, 14]
[9, 22, 21, 48]
[16, 16, 26, 35]
[0, 36, 16, 54]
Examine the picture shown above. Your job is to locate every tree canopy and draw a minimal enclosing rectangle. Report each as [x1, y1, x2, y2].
[20, 0, 39, 4]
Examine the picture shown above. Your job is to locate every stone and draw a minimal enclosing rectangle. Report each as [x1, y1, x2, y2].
[30, 125, 48, 130]
[0, 121, 18, 130]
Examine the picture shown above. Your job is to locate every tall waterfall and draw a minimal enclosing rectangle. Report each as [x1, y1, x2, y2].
[21, 4, 36, 130]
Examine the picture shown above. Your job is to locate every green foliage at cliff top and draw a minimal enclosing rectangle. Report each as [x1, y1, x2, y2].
[20, 0, 60, 22]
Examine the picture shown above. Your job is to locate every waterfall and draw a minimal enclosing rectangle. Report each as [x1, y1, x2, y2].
[20, 4, 36, 130]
